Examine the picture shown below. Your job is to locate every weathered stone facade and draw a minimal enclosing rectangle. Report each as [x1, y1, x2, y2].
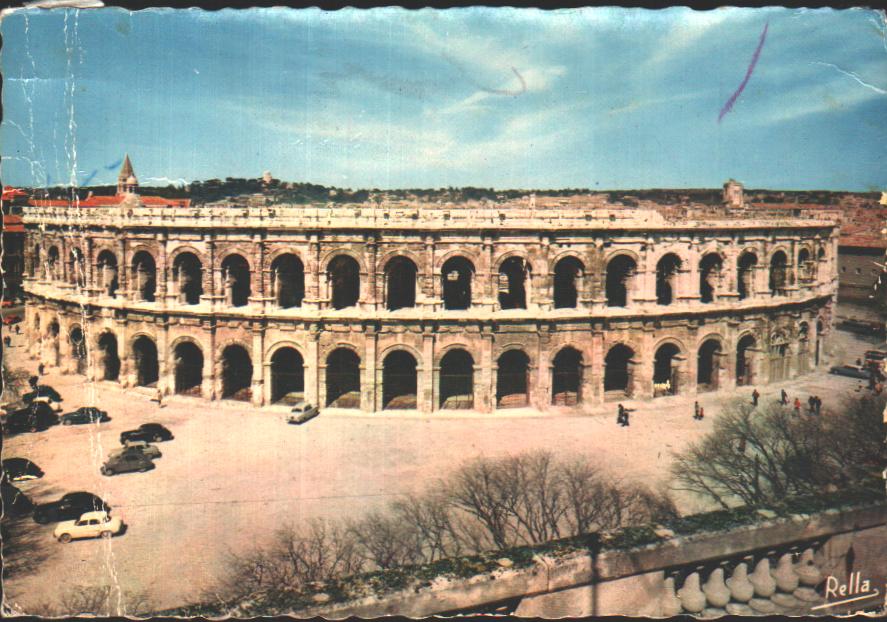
[22, 194, 838, 414]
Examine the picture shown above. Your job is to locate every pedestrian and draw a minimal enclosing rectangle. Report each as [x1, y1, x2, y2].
[623, 406, 631, 427]
[751, 388, 760, 406]
[14, 324, 20, 335]
[155, 388, 164, 408]
[781, 389, 788, 405]
[3, 335, 10, 348]
[37, 363, 45, 376]
[808, 395, 815, 415]
[815, 396, 822, 415]
[793, 397, 801, 416]
[698, 406, 705, 420]
[694, 401, 700, 420]
[617, 403, 625, 426]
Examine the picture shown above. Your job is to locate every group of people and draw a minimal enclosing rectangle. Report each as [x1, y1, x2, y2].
[693, 401, 705, 420]
[750, 387, 822, 415]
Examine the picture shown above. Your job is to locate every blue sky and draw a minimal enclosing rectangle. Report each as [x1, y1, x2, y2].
[2, 7, 886, 191]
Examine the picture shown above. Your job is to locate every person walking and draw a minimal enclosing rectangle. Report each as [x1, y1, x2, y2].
[781, 389, 788, 405]
[808, 395, 815, 415]
[694, 401, 700, 420]
[155, 388, 164, 408]
[814, 396, 822, 415]
[617, 403, 626, 426]
[37, 362, 45, 376]
[751, 389, 760, 406]
[793, 397, 801, 416]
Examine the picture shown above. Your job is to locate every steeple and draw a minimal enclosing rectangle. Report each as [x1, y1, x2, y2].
[117, 154, 139, 195]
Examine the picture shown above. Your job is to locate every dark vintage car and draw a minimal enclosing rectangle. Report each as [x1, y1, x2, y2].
[33, 492, 110, 524]
[119, 423, 173, 444]
[101, 452, 155, 476]
[828, 365, 873, 380]
[2, 458, 44, 482]
[23, 385, 63, 409]
[2, 403, 59, 434]
[60, 407, 111, 426]
[1, 481, 34, 518]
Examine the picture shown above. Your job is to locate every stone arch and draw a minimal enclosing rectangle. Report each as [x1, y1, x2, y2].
[434, 248, 481, 271]
[553, 256, 585, 309]
[132, 334, 159, 387]
[655, 253, 683, 306]
[604, 343, 636, 397]
[441, 255, 475, 310]
[653, 341, 684, 397]
[552, 346, 583, 406]
[270, 346, 305, 404]
[797, 246, 813, 281]
[172, 251, 204, 305]
[697, 337, 724, 391]
[496, 349, 531, 408]
[69, 324, 88, 375]
[96, 250, 119, 297]
[320, 248, 367, 274]
[699, 252, 724, 303]
[96, 330, 120, 381]
[439, 348, 474, 410]
[221, 253, 251, 307]
[768, 329, 791, 383]
[215, 247, 255, 272]
[605, 253, 638, 308]
[68, 247, 86, 288]
[326, 347, 361, 408]
[46, 245, 60, 280]
[220, 343, 253, 401]
[797, 321, 811, 373]
[173, 340, 204, 396]
[270, 253, 305, 309]
[768, 249, 789, 295]
[327, 254, 361, 310]
[498, 255, 531, 310]
[131, 250, 157, 302]
[493, 250, 538, 274]
[384, 255, 419, 311]
[382, 349, 418, 410]
[736, 333, 758, 386]
[167, 245, 209, 268]
[737, 250, 758, 300]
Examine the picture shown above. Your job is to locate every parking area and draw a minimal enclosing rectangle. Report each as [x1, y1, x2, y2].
[1, 322, 881, 613]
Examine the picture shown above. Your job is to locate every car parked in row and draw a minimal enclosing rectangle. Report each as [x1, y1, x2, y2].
[23, 384, 63, 409]
[119, 423, 173, 444]
[101, 451, 155, 476]
[1, 481, 34, 518]
[54, 511, 125, 543]
[109, 440, 162, 460]
[828, 364, 873, 380]
[60, 407, 111, 426]
[2, 402, 58, 434]
[33, 492, 110, 525]
[2, 458, 44, 482]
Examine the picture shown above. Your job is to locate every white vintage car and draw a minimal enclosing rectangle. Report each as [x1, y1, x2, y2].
[109, 440, 162, 459]
[53, 511, 124, 543]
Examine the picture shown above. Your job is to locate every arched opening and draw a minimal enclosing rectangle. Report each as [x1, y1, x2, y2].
[30, 244, 40, 278]
[797, 248, 812, 282]
[47, 246, 60, 281]
[737, 252, 757, 300]
[221, 344, 253, 401]
[270, 347, 305, 404]
[769, 251, 788, 296]
[97, 332, 120, 381]
[69, 326, 87, 375]
[768, 332, 790, 383]
[656, 254, 682, 306]
[815, 319, 824, 366]
[552, 347, 583, 406]
[47, 320, 60, 366]
[606, 255, 636, 308]
[173, 342, 203, 396]
[131, 251, 157, 302]
[96, 250, 119, 297]
[68, 248, 86, 288]
[385, 256, 418, 311]
[221, 254, 251, 307]
[132, 336, 159, 387]
[797, 322, 810, 373]
[439, 349, 474, 409]
[653, 343, 681, 397]
[736, 334, 756, 386]
[441, 256, 474, 310]
[383, 350, 418, 410]
[173, 252, 203, 306]
[816, 248, 825, 281]
[328, 255, 360, 310]
[271, 254, 305, 309]
[498, 257, 529, 310]
[326, 348, 361, 408]
[697, 339, 722, 391]
[554, 257, 583, 309]
[699, 253, 723, 303]
[604, 344, 635, 397]
[496, 350, 530, 408]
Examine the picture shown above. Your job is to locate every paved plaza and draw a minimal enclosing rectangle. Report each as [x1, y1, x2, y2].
[1, 323, 879, 613]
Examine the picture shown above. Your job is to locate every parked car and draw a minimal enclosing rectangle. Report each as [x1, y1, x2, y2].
[108, 440, 161, 460]
[287, 401, 320, 425]
[1, 481, 34, 518]
[829, 365, 873, 380]
[1, 314, 22, 325]
[2, 458, 44, 482]
[101, 451, 155, 476]
[2, 403, 59, 434]
[33, 492, 109, 524]
[119, 423, 173, 444]
[53, 511, 124, 543]
[23, 385, 63, 409]
[60, 407, 110, 426]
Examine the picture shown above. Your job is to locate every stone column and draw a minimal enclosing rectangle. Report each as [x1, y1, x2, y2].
[251, 325, 265, 407]
[306, 327, 320, 407]
[157, 236, 168, 307]
[366, 237, 377, 312]
[420, 327, 434, 413]
[202, 322, 216, 400]
[534, 327, 551, 410]
[637, 326, 655, 399]
[422, 236, 435, 311]
[589, 328, 604, 404]
[479, 325, 494, 412]
[304, 236, 321, 311]
[361, 325, 377, 413]
[158, 321, 170, 395]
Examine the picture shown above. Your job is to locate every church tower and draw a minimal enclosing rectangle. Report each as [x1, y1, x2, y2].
[117, 154, 139, 195]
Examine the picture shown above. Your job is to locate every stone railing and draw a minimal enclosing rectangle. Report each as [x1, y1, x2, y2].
[23, 203, 837, 233]
[155, 489, 886, 618]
